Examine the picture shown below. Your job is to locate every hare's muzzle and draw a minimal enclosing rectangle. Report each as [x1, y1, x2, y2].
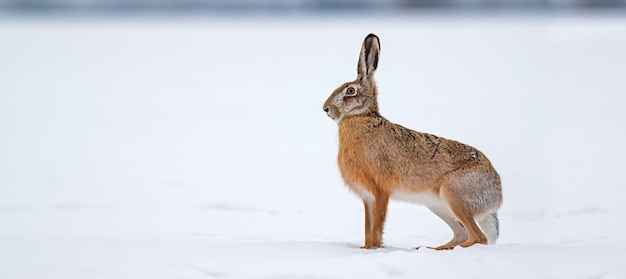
[323, 106, 331, 117]
[323, 100, 339, 120]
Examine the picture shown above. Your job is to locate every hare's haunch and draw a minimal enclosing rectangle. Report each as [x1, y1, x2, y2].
[323, 34, 502, 250]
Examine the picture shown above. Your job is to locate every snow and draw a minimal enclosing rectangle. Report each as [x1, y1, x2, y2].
[1, 14, 626, 279]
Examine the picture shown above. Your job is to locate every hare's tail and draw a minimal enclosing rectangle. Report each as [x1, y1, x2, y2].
[478, 212, 499, 244]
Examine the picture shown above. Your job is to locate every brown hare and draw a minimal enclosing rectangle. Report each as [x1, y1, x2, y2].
[323, 34, 502, 250]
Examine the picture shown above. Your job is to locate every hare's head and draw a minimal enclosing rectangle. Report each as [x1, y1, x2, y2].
[323, 34, 380, 123]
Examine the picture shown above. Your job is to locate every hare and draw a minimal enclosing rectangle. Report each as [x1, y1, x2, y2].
[323, 34, 502, 250]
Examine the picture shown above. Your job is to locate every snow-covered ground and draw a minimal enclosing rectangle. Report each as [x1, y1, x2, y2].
[1, 14, 626, 279]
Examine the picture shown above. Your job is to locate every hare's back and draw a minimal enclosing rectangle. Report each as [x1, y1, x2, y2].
[382, 123, 480, 163]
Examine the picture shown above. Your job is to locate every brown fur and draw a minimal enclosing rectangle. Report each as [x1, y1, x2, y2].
[323, 34, 502, 250]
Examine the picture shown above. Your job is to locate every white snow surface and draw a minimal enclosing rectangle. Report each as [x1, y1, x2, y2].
[1, 14, 626, 279]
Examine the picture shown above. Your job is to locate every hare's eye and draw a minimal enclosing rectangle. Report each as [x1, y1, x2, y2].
[346, 87, 357, 96]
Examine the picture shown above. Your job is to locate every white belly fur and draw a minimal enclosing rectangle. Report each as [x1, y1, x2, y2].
[349, 185, 445, 209]
[349, 184, 375, 203]
[390, 190, 443, 207]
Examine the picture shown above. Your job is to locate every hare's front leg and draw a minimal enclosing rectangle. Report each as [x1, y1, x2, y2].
[361, 194, 389, 249]
[362, 200, 372, 248]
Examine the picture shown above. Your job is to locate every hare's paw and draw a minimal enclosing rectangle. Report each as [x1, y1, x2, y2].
[428, 244, 456, 251]
[360, 243, 383, 249]
[459, 239, 482, 248]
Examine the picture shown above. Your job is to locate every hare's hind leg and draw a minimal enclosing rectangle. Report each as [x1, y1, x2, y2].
[441, 170, 502, 248]
[445, 202, 487, 248]
[427, 205, 468, 250]
[440, 176, 490, 248]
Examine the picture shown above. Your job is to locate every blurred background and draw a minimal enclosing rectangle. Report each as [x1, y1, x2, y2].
[1, 0, 626, 14]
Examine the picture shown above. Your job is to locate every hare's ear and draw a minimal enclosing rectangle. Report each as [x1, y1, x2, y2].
[357, 33, 380, 83]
